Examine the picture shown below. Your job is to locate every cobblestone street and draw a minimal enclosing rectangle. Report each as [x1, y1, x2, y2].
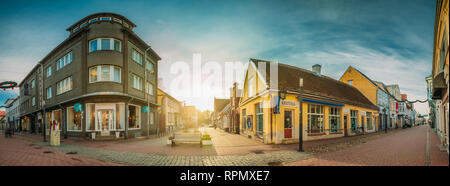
[286, 125, 449, 166]
[1, 125, 447, 166]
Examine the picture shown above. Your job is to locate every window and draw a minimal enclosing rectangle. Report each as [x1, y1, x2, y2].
[56, 52, 73, 70]
[242, 109, 246, 130]
[89, 38, 121, 52]
[80, 22, 87, 28]
[100, 17, 111, 21]
[329, 107, 341, 133]
[366, 112, 373, 130]
[46, 87, 52, 99]
[57, 76, 73, 95]
[89, 18, 98, 23]
[73, 27, 79, 32]
[351, 110, 358, 131]
[146, 82, 154, 95]
[113, 17, 122, 23]
[86, 104, 95, 131]
[132, 49, 143, 64]
[89, 65, 121, 83]
[32, 97, 36, 106]
[307, 104, 324, 133]
[116, 103, 126, 130]
[46, 66, 52, 77]
[123, 22, 129, 28]
[348, 80, 352, 86]
[146, 60, 155, 72]
[30, 79, 35, 88]
[248, 76, 254, 97]
[67, 107, 82, 131]
[132, 74, 143, 90]
[128, 105, 141, 129]
[255, 102, 263, 136]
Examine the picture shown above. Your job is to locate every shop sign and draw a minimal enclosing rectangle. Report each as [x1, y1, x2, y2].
[360, 111, 366, 115]
[280, 100, 299, 107]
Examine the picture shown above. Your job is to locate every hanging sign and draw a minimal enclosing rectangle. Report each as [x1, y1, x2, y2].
[142, 106, 150, 113]
[74, 103, 83, 112]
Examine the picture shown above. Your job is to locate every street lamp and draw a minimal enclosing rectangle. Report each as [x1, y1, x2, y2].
[297, 77, 304, 152]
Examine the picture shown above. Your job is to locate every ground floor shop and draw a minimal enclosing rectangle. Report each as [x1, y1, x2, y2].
[19, 96, 158, 140]
[239, 93, 378, 144]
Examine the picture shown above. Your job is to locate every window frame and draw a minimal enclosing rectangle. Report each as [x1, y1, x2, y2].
[66, 106, 82, 132]
[89, 38, 122, 53]
[100, 17, 111, 21]
[56, 52, 73, 71]
[89, 18, 98, 23]
[128, 104, 141, 130]
[329, 107, 341, 133]
[89, 65, 122, 83]
[46, 87, 52, 99]
[350, 110, 359, 131]
[56, 76, 73, 95]
[46, 66, 52, 77]
[146, 81, 154, 95]
[132, 74, 143, 90]
[307, 104, 324, 134]
[132, 49, 143, 65]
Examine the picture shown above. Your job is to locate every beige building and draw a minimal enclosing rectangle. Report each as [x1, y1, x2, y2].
[157, 88, 183, 132]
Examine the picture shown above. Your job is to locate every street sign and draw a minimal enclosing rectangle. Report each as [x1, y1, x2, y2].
[142, 106, 151, 113]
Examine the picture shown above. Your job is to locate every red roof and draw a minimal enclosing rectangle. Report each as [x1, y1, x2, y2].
[0, 111, 5, 116]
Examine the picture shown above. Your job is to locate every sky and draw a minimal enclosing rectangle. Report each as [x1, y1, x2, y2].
[0, 0, 437, 114]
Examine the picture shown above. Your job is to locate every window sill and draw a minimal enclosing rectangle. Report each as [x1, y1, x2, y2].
[307, 133, 325, 136]
[89, 81, 122, 84]
[329, 132, 343, 134]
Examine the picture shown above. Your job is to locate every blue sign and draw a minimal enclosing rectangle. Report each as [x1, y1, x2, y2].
[272, 95, 280, 114]
[74, 103, 83, 112]
[142, 106, 151, 113]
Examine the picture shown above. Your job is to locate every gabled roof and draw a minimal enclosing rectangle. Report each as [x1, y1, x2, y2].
[249, 58, 378, 110]
[214, 98, 230, 113]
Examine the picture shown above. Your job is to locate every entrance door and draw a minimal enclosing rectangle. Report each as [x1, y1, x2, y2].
[344, 115, 348, 136]
[284, 110, 293, 138]
[97, 109, 115, 135]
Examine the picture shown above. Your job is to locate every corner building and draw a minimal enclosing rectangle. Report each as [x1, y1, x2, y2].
[18, 12, 161, 139]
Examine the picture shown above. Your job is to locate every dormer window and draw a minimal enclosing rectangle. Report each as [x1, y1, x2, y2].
[89, 18, 98, 23]
[123, 22, 129, 28]
[72, 26, 79, 32]
[89, 38, 121, 52]
[80, 22, 88, 28]
[113, 17, 122, 23]
[100, 17, 111, 21]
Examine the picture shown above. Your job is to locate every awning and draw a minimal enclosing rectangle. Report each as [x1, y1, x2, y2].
[302, 98, 344, 107]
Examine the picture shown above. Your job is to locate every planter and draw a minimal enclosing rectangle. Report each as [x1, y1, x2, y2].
[166, 140, 173, 146]
[91, 132, 96, 140]
[115, 131, 120, 138]
[201, 140, 213, 146]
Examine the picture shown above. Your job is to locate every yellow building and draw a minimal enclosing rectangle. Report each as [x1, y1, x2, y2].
[431, 0, 449, 152]
[339, 66, 393, 131]
[239, 59, 378, 144]
[157, 88, 183, 132]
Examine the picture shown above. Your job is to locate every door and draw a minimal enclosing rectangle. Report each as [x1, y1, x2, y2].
[97, 109, 114, 135]
[284, 110, 293, 138]
[343, 115, 348, 136]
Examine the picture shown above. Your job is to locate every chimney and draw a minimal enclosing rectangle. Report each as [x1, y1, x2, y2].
[312, 64, 321, 75]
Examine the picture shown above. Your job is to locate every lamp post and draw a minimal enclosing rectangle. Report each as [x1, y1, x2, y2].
[144, 47, 151, 138]
[297, 77, 304, 152]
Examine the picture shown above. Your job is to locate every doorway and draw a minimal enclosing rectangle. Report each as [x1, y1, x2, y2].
[284, 110, 293, 138]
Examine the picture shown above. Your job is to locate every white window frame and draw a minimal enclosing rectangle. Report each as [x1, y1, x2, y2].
[307, 104, 324, 134]
[128, 104, 141, 130]
[32, 97, 36, 106]
[46, 87, 52, 99]
[57, 76, 73, 95]
[329, 107, 341, 133]
[56, 52, 73, 71]
[132, 49, 143, 65]
[89, 38, 121, 52]
[132, 74, 143, 90]
[146, 82, 154, 95]
[67, 106, 82, 132]
[89, 65, 121, 83]
[46, 66, 52, 77]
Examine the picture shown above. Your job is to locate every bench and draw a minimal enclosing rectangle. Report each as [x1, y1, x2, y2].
[172, 132, 202, 145]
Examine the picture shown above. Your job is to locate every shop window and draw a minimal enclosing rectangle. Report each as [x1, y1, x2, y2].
[116, 103, 125, 130]
[128, 105, 141, 129]
[329, 107, 341, 133]
[255, 102, 263, 136]
[366, 112, 373, 130]
[351, 110, 358, 131]
[67, 107, 82, 131]
[53, 110, 62, 127]
[86, 104, 95, 131]
[307, 104, 324, 133]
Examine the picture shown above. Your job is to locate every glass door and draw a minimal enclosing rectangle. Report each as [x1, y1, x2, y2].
[284, 110, 293, 138]
[97, 109, 114, 133]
